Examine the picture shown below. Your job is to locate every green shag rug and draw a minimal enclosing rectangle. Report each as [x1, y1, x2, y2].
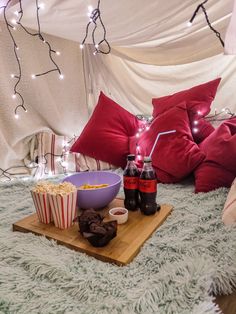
[0, 173, 236, 314]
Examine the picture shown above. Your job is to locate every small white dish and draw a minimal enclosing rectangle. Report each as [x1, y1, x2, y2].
[109, 207, 128, 224]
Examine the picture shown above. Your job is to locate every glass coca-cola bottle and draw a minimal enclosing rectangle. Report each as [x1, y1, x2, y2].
[139, 156, 160, 215]
[123, 154, 140, 211]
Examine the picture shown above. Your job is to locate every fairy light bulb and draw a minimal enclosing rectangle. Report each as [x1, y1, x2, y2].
[10, 74, 15, 78]
[15, 114, 19, 119]
[95, 44, 99, 49]
[56, 51, 61, 55]
[88, 5, 93, 12]
[12, 94, 16, 99]
[48, 170, 52, 176]
[146, 126, 150, 131]
[197, 110, 202, 115]
[136, 145, 140, 150]
[136, 133, 140, 138]
[61, 161, 68, 168]
[93, 51, 97, 55]
[38, 3, 45, 9]
[64, 142, 70, 147]
[193, 120, 198, 125]
[16, 46, 19, 50]
[31, 74, 36, 79]
[11, 18, 17, 25]
[14, 11, 19, 16]
[192, 128, 198, 133]
[59, 74, 64, 80]
[138, 128, 142, 132]
[187, 21, 192, 27]
[80, 44, 84, 49]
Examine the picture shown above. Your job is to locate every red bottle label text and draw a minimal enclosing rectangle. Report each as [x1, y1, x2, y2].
[124, 176, 139, 189]
[139, 179, 157, 193]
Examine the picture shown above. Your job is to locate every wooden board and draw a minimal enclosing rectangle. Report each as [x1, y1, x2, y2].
[13, 198, 173, 266]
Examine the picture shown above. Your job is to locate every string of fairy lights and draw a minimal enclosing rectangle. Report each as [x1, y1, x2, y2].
[80, 0, 111, 55]
[1, 0, 63, 119]
[187, 0, 225, 47]
[0, 136, 75, 181]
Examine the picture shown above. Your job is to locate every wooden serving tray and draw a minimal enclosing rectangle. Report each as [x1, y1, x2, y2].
[13, 198, 173, 266]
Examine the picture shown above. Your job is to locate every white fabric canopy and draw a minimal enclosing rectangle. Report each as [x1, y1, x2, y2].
[0, 0, 235, 171]
[6, 0, 233, 64]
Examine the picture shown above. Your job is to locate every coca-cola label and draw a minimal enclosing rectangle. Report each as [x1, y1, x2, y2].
[139, 179, 157, 193]
[124, 176, 139, 189]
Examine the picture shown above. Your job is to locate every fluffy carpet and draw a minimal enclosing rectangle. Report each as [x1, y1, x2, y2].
[0, 173, 236, 314]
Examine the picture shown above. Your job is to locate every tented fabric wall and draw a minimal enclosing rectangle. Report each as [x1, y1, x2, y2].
[84, 47, 236, 116]
[0, 0, 235, 170]
[0, 21, 87, 170]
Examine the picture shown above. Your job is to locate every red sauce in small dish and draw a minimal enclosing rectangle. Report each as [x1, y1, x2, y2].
[113, 211, 125, 215]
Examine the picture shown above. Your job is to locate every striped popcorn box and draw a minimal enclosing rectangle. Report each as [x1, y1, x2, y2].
[31, 191, 53, 224]
[48, 191, 77, 229]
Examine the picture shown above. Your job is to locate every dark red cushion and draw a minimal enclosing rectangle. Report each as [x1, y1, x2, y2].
[152, 78, 221, 143]
[70, 92, 139, 168]
[129, 102, 205, 183]
[195, 118, 236, 192]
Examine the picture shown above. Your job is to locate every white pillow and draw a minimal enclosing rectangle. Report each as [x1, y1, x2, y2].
[222, 178, 236, 226]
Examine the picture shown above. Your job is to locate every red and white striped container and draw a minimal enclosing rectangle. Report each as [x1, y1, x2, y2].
[31, 191, 53, 224]
[48, 191, 77, 229]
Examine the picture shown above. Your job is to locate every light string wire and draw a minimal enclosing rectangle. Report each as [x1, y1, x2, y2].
[205, 107, 235, 121]
[2, 0, 26, 117]
[1, 0, 63, 117]
[17, 0, 62, 77]
[188, 0, 225, 47]
[0, 136, 76, 181]
[80, 0, 111, 55]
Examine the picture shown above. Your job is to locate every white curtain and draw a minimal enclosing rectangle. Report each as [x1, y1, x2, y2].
[0, 21, 87, 169]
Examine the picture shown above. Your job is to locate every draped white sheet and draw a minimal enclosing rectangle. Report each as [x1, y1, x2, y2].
[0, 0, 235, 171]
[0, 21, 87, 170]
[6, 0, 233, 64]
[84, 45, 236, 116]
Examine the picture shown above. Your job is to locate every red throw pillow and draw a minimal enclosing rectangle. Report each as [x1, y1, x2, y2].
[152, 78, 221, 143]
[129, 102, 205, 183]
[195, 118, 236, 192]
[70, 92, 140, 168]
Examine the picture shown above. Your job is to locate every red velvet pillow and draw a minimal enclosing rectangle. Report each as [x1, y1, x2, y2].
[129, 102, 205, 183]
[195, 118, 236, 192]
[70, 92, 140, 168]
[152, 78, 221, 143]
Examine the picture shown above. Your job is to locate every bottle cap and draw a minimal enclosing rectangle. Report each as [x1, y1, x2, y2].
[127, 154, 135, 161]
[143, 156, 152, 163]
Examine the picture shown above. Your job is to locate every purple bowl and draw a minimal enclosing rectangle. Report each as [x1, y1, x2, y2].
[62, 171, 121, 209]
